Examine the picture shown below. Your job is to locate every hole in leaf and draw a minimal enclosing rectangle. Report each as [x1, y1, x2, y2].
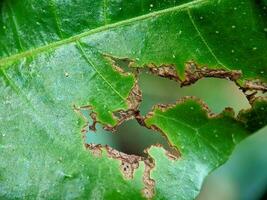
[86, 119, 173, 156]
[139, 73, 250, 115]
[86, 73, 251, 157]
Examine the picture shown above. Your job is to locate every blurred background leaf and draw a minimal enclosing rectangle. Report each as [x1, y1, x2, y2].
[198, 126, 267, 200]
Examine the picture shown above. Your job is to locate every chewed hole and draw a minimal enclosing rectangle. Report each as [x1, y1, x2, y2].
[139, 73, 251, 115]
[84, 74, 251, 157]
[86, 119, 174, 157]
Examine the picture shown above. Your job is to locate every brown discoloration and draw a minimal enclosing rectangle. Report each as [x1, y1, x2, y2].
[104, 81, 142, 132]
[221, 107, 236, 118]
[103, 109, 136, 132]
[106, 146, 142, 179]
[147, 64, 180, 82]
[106, 145, 142, 162]
[76, 55, 143, 133]
[104, 55, 266, 99]
[142, 159, 155, 199]
[182, 61, 242, 86]
[127, 80, 142, 111]
[144, 97, 243, 130]
[77, 57, 265, 134]
[73, 104, 99, 132]
[86, 143, 157, 199]
[145, 61, 242, 87]
[76, 56, 267, 199]
[165, 150, 180, 160]
[146, 61, 266, 103]
[244, 91, 258, 104]
[108, 146, 157, 198]
[120, 161, 139, 179]
[241, 80, 267, 103]
[89, 112, 98, 131]
[135, 111, 181, 160]
[81, 95, 262, 199]
[85, 144, 102, 157]
[145, 61, 266, 103]
[149, 125, 181, 159]
[85, 144, 142, 178]
[242, 80, 267, 92]
[146, 96, 214, 118]
[103, 54, 136, 74]
[73, 77, 143, 133]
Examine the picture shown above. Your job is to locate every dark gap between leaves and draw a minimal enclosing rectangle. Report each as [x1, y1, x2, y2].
[86, 73, 250, 156]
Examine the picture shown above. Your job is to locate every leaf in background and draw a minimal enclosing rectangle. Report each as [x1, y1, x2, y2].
[0, 0, 267, 199]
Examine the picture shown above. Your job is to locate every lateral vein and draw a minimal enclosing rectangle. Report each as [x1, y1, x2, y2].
[0, 0, 209, 66]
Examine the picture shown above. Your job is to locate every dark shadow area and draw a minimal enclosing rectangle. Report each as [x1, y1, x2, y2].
[260, 190, 267, 200]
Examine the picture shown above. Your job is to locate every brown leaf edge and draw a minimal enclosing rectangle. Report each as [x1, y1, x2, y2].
[74, 56, 267, 199]
[104, 54, 267, 103]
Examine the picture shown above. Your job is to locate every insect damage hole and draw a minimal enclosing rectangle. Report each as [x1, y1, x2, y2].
[139, 72, 251, 115]
[81, 107, 179, 199]
[85, 119, 175, 157]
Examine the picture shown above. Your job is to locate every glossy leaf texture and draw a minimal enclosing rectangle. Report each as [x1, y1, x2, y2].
[1, 0, 267, 83]
[144, 98, 267, 200]
[0, 0, 267, 199]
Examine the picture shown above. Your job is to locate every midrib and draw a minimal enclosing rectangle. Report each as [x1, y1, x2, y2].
[0, 0, 209, 66]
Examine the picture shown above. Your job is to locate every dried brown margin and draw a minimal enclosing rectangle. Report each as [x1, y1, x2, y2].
[73, 80, 180, 199]
[241, 80, 267, 103]
[103, 80, 142, 132]
[140, 61, 241, 86]
[139, 96, 235, 148]
[145, 61, 267, 103]
[103, 54, 267, 95]
[75, 95, 265, 199]
[74, 55, 266, 199]
[73, 79, 158, 199]
[107, 55, 266, 102]
[75, 104, 180, 199]
[73, 78, 142, 133]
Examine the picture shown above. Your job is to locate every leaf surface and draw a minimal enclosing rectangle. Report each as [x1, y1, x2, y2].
[0, 0, 267, 199]
[145, 98, 266, 199]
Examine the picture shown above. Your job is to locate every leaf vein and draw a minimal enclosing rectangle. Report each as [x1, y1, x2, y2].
[76, 41, 125, 101]
[0, 0, 209, 66]
[49, 0, 64, 39]
[187, 9, 229, 70]
[6, 1, 24, 51]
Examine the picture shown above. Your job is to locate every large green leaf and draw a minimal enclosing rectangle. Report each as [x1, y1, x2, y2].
[1, 0, 267, 83]
[0, 0, 267, 199]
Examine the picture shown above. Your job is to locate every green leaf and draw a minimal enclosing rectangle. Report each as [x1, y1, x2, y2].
[0, 0, 267, 199]
[238, 98, 267, 132]
[1, 0, 267, 82]
[144, 98, 263, 200]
